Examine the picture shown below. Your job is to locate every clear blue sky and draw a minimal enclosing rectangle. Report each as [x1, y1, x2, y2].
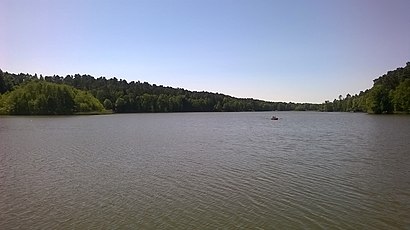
[1, 0, 410, 103]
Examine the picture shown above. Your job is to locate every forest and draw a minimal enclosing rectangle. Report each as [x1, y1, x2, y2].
[1, 62, 409, 115]
[322, 62, 410, 114]
[0, 69, 319, 115]
[0, 80, 103, 115]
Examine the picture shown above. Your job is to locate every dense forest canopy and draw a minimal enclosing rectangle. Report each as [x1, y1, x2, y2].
[0, 69, 320, 114]
[322, 62, 410, 114]
[0, 80, 103, 115]
[1, 62, 409, 115]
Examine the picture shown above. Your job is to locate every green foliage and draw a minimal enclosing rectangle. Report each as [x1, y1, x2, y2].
[0, 69, 323, 113]
[74, 90, 104, 113]
[0, 69, 6, 94]
[115, 97, 126, 112]
[103, 99, 113, 110]
[0, 80, 103, 115]
[323, 62, 410, 114]
[366, 85, 392, 114]
[3, 63, 409, 115]
[391, 79, 410, 113]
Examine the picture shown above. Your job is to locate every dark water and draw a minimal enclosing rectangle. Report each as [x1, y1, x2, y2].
[1, 112, 409, 229]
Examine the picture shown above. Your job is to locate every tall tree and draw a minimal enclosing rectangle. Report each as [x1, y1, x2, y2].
[0, 69, 6, 94]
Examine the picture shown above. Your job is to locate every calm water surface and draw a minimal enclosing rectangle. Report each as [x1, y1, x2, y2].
[1, 112, 409, 229]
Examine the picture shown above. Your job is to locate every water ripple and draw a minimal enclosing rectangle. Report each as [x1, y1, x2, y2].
[1, 112, 410, 229]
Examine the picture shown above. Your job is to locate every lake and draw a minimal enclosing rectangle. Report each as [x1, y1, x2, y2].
[1, 112, 409, 229]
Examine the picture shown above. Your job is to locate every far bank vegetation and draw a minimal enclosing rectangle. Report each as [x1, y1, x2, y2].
[1, 62, 409, 115]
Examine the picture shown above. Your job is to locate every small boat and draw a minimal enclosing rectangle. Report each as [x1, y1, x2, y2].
[271, 115, 278, 120]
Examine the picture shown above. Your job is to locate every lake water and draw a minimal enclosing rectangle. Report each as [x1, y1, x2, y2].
[1, 112, 409, 229]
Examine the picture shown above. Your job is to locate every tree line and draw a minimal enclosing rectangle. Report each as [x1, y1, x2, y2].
[2, 62, 408, 115]
[321, 62, 410, 114]
[0, 69, 320, 114]
[0, 80, 103, 115]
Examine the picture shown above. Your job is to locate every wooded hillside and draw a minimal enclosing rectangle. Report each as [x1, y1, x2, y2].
[0, 70, 320, 114]
[322, 62, 410, 114]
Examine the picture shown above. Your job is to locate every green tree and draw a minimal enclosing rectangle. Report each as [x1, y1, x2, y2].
[366, 85, 393, 114]
[157, 94, 169, 112]
[392, 79, 410, 113]
[103, 98, 113, 110]
[74, 90, 104, 112]
[115, 97, 126, 112]
[0, 80, 102, 115]
[0, 69, 6, 94]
